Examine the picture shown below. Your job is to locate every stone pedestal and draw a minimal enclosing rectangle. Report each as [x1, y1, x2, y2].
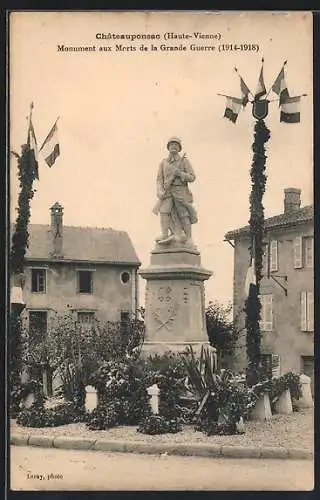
[139, 243, 212, 355]
[24, 392, 35, 409]
[295, 374, 314, 409]
[250, 394, 272, 421]
[85, 385, 98, 413]
[275, 389, 293, 414]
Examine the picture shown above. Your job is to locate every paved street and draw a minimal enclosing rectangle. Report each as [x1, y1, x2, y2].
[10, 445, 314, 491]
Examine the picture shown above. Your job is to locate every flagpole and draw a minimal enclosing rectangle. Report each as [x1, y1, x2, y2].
[27, 102, 34, 143]
[265, 60, 287, 99]
[217, 93, 244, 100]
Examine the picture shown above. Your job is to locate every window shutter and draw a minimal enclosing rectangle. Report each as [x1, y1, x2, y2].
[265, 295, 273, 331]
[271, 354, 281, 378]
[307, 291, 314, 331]
[301, 291, 307, 331]
[294, 236, 303, 268]
[305, 237, 314, 268]
[270, 240, 278, 272]
[259, 294, 273, 331]
[263, 244, 269, 277]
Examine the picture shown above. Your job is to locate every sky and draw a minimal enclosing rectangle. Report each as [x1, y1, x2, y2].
[9, 11, 313, 308]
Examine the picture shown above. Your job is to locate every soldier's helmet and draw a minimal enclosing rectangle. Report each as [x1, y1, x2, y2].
[167, 136, 182, 151]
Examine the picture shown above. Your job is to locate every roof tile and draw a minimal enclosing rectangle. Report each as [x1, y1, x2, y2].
[225, 205, 313, 239]
[12, 224, 141, 265]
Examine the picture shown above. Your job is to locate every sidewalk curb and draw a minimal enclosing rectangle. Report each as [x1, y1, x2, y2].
[10, 433, 313, 460]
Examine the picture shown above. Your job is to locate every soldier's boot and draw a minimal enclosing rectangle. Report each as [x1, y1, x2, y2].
[155, 214, 170, 242]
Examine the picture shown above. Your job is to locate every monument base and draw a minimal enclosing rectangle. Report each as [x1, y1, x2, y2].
[139, 243, 213, 356]
[141, 341, 212, 357]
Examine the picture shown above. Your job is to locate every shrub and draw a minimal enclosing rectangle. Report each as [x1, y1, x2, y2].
[181, 346, 257, 434]
[85, 401, 122, 430]
[269, 371, 302, 411]
[11, 378, 44, 418]
[9, 313, 30, 416]
[137, 415, 182, 435]
[86, 351, 188, 432]
[17, 400, 85, 427]
[205, 301, 243, 368]
[20, 312, 145, 409]
[137, 351, 188, 422]
[86, 359, 151, 428]
[195, 420, 238, 436]
[281, 372, 302, 400]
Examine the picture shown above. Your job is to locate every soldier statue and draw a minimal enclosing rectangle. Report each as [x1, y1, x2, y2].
[153, 137, 198, 246]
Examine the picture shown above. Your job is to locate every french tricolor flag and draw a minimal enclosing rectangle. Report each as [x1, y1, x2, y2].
[254, 58, 267, 101]
[280, 95, 301, 123]
[271, 62, 290, 106]
[224, 96, 243, 124]
[244, 258, 257, 299]
[40, 119, 60, 167]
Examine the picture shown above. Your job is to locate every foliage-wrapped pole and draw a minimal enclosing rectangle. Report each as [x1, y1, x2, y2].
[10, 144, 36, 275]
[10, 105, 38, 414]
[245, 119, 270, 386]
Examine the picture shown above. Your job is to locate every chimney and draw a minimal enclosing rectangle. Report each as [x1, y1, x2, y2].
[50, 202, 64, 257]
[284, 188, 301, 214]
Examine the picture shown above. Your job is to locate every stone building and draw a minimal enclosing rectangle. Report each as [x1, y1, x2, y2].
[224, 188, 314, 393]
[18, 202, 141, 337]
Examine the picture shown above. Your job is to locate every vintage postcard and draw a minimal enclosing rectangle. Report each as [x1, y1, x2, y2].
[8, 11, 313, 491]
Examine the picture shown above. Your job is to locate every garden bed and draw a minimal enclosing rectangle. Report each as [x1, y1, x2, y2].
[11, 408, 313, 451]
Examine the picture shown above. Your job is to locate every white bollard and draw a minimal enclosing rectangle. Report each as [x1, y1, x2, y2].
[85, 385, 98, 413]
[275, 389, 293, 414]
[296, 374, 313, 409]
[250, 393, 272, 421]
[147, 384, 160, 415]
[20, 368, 29, 384]
[24, 392, 35, 409]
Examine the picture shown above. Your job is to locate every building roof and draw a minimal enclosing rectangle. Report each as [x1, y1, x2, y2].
[13, 224, 141, 265]
[225, 205, 313, 240]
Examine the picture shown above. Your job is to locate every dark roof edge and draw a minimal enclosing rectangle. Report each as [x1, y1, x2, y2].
[225, 214, 313, 240]
[25, 258, 141, 267]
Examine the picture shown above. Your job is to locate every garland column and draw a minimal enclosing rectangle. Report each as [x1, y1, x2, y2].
[245, 117, 270, 386]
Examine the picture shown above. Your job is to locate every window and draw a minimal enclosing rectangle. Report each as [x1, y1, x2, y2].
[77, 311, 95, 328]
[261, 354, 281, 379]
[120, 271, 131, 284]
[29, 311, 48, 342]
[262, 240, 278, 277]
[121, 311, 130, 323]
[31, 269, 46, 293]
[269, 240, 278, 272]
[304, 237, 313, 268]
[120, 311, 130, 334]
[301, 291, 314, 332]
[77, 270, 93, 294]
[120, 311, 130, 325]
[294, 236, 314, 269]
[259, 294, 273, 331]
